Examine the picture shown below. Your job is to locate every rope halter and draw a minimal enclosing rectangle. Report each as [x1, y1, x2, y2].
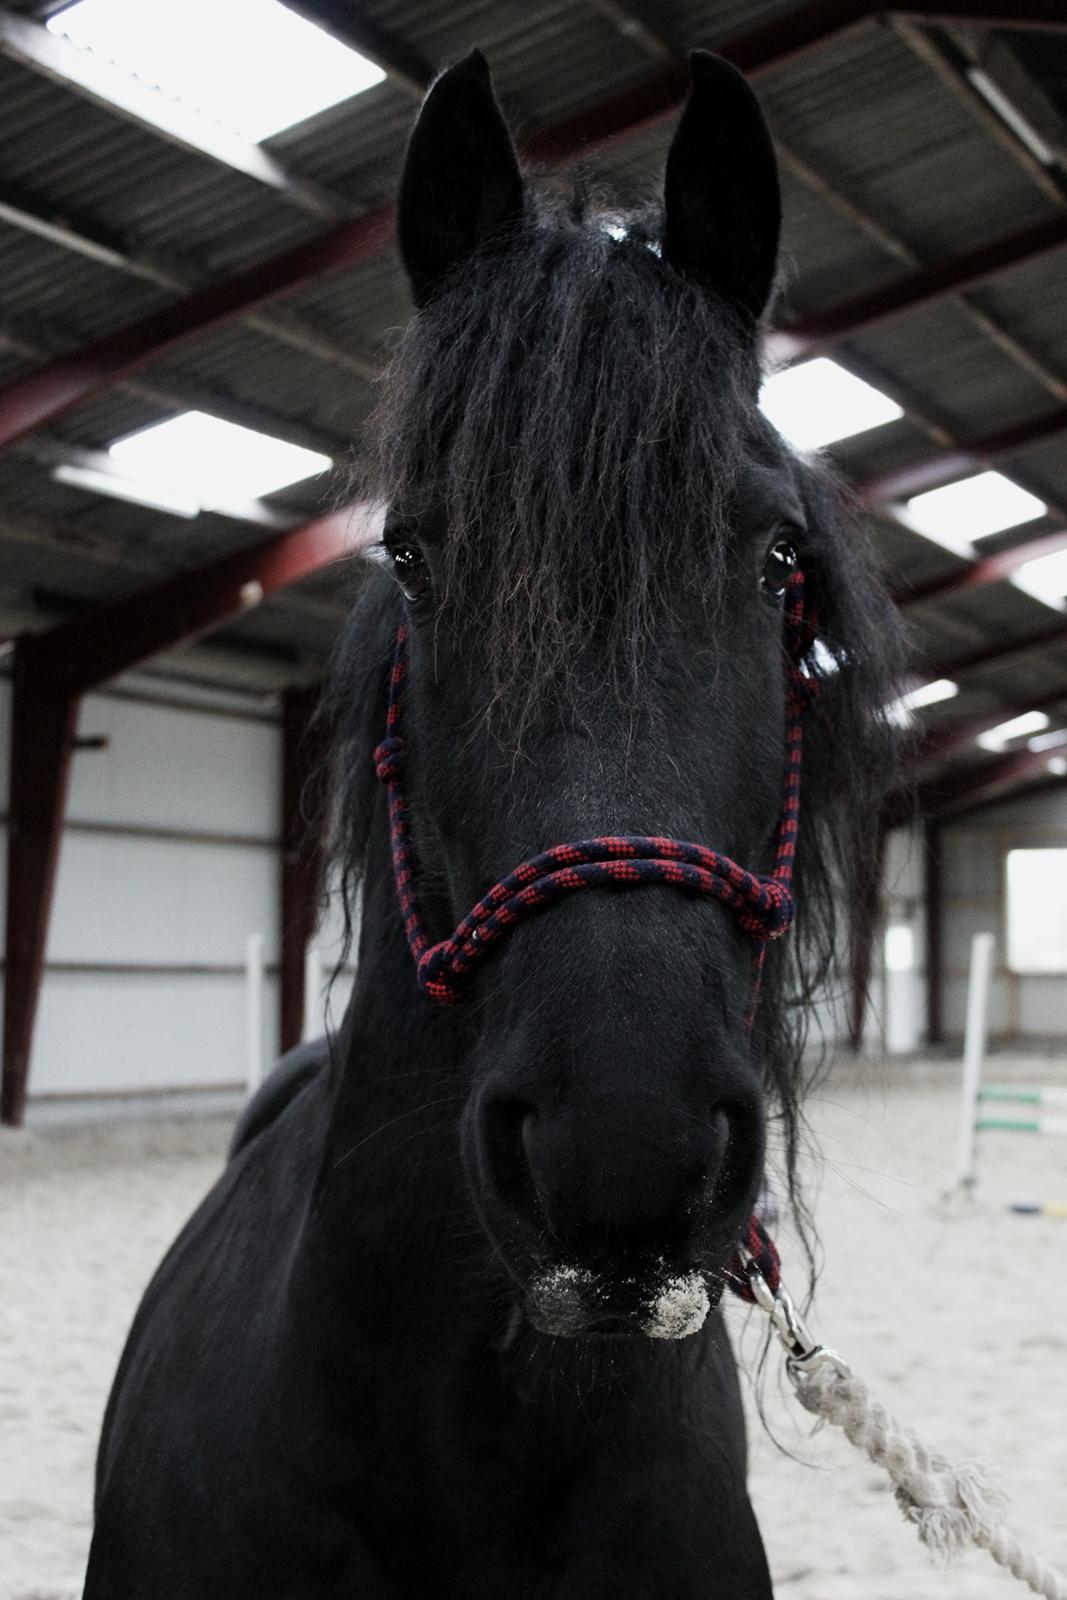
[373, 570, 816, 1005]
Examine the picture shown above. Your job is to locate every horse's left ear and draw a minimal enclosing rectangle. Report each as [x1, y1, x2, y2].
[397, 50, 525, 307]
[662, 51, 781, 325]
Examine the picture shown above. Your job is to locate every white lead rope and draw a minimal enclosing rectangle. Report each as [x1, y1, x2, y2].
[742, 1251, 1067, 1600]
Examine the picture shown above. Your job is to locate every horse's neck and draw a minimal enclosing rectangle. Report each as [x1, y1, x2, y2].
[314, 848, 478, 1260]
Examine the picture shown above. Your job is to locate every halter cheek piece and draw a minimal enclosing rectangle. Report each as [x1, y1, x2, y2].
[373, 571, 817, 1302]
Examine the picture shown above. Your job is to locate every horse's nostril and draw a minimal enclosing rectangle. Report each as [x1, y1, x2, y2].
[699, 1100, 764, 1239]
[479, 1097, 548, 1244]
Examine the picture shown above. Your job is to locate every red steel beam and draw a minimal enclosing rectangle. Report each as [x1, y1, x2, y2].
[47, 505, 369, 693]
[896, 2, 1067, 29]
[942, 767, 1067, 821]
[1, 504, 368, 1125]
[921, 683, 1067, 764]
[934, 616, 1067, 681]
[898, 524, 1067, 607]
[769, 213, 1067, 364]
[921, 740, 1067, 817]
[859, 405, 1067, 503]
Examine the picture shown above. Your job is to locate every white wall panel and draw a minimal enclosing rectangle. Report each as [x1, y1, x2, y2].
[31, 971, 280, 1095]
[943, 901, 1001, 968]
[971, 790, 1067, 830]
[940, 828, 1002, 897]
[939, 790, 1067, 1044]
[941, 973, 1011, 1038]
[0, 675, 297, 1100]
[70, 692, 280, 835]
[45, 833, 279, 965]
[1017, 977, 1067, 1036]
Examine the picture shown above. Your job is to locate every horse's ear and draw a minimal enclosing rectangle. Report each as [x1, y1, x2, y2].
[662, 51, 781, 324]
[397, 50, 525, 307]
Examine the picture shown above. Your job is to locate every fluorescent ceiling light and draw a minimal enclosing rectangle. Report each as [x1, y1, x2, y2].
[1049, 756, 1067, 777]
[967, 69, 1056, 166]
[884, 676, 957, 728]
[760, 358, 903, 451]
[1027, 727, 1067, 753]
[977, 709, 1050, 752]
[904, 472, 1046, 556]
[52, 462, 199, 517]
[898, 677, 958, 713]
[48, 0, 385, 143]
[109, 412, 332, 503]
[1011, 546, 1067, 611]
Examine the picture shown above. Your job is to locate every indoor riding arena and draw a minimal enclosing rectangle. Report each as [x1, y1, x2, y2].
[3, 3, 1067, 1598]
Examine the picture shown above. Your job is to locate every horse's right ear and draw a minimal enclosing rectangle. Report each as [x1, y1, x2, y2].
[397, 50, 525, 307]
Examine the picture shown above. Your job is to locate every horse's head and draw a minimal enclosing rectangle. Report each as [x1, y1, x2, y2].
[335, 52, 903, 1340]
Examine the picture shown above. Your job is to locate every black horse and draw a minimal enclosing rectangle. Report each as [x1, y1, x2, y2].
[84, 51, 902, 1599]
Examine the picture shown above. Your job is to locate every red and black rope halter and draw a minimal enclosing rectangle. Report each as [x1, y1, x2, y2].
[373, 571, 814, 1304]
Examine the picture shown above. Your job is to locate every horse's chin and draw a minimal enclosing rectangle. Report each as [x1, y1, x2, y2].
[523, 1262, 718, 1341]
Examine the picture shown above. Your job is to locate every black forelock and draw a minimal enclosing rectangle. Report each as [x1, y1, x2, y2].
[357, 187, 763, 710]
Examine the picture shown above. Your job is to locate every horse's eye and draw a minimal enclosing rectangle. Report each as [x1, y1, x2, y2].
[389, 544, 430, 603]
[761, 538, 799, 599]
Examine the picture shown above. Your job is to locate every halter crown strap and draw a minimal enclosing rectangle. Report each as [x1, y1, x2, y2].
[373, 572, 815, 1006]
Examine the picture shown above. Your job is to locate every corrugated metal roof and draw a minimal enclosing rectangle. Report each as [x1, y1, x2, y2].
[1, 0, 1066, 806]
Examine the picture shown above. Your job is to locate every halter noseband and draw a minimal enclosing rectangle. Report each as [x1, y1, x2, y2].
[373, 571, 816, 1006]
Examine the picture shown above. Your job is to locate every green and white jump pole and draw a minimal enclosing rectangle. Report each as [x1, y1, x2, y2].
[956, 930, 1067, 1200]
[977, 1084, 1067, 1137]
[956, 931, 995, 1196]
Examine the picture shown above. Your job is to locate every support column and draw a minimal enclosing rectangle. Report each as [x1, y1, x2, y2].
[280, 685, 327, 1054]
[1, 510, 361, 1124]
[847, 820, 888, 1052]
[924, 818, 944, 1046]
[2, 641, 79, 1125]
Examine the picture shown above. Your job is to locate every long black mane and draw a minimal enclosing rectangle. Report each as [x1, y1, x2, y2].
[327, 176, 906, 1272]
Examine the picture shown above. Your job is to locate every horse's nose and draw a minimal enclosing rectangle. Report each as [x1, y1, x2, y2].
[472, 1083, 763, 1276]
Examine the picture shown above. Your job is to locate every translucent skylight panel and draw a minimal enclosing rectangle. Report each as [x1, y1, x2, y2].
[48, 0, 385, 142]
[976, 710, 1050, 752]
[52, 462, 199, 518]
[1028, 727, 1067, 753]
[1011, 546, 1067, 611]
[109, 412, 332, 503]
[904, 473, 1046, 556]
[759, 358, 903, 451]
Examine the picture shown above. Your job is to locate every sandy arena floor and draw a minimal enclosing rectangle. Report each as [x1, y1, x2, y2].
[2, 1053, 1066, 1599]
